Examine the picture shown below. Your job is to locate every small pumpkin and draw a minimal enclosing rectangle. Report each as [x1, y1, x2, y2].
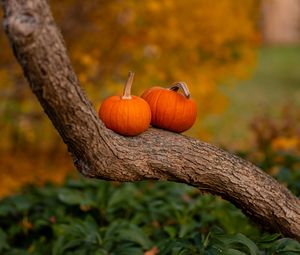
[99, 72, 151, 136]
[141, 82, 197, 133]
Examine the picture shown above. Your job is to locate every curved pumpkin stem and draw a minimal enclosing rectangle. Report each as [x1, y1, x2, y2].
[169, 82, 191, 99]
[122, 71, 134, 99]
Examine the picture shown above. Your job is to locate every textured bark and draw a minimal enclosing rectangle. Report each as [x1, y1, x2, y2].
[2, 0, 300, 241]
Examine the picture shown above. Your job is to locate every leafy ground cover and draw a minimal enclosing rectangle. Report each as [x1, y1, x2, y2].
[0, 145, 299, 255]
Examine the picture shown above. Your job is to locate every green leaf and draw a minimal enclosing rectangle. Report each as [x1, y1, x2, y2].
[93, 249, 109, 255]
[164, 226, 177, 238]
[58, 188, 96, 207]
[52, 236, 66, 255]
[258, 233, 282, 243]
[0, 203, 14, 217]
[0, 228, 9, 252]
[272, 238, 300, 253]
[107, 189, 130, 209]
[7, 195, 32, 212]
[112, 243, 144, 255]
[117, 225, 152, 250]
[225, 248, 247, 255]
[158, 239, 194, 254]
[216, 233, 259, 255]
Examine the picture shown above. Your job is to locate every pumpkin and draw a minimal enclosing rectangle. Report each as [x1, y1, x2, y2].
[98, 72, 151, 136]
[141, 82, 197, 133]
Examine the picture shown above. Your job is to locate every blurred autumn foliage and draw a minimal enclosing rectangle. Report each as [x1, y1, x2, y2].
[0, 0, 260, 195]
[248, 106, 300, 169]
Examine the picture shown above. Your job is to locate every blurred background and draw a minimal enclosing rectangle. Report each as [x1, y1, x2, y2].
[0, 0, 299, 197]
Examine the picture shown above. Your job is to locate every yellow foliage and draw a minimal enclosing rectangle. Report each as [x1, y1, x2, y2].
[271, 136, 299, 152]
[0, 152, 74, 197]
[0, 0, 260, 194]
[248, 106, 300, 172]
[0, 0, 260, 148]
[54, 0, 260, 136]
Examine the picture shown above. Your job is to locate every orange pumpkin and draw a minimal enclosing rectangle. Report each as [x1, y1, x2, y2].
[141, 82, 197, 133]
[99, 72, 151, 136]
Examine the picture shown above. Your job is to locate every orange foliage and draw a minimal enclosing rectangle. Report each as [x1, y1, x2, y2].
[250, 106, 300, 155]
[247, 105, 300, 174]
[271, 136, 299, 152]
[0, 151, 75, 197]
[0, 0, 260, 195]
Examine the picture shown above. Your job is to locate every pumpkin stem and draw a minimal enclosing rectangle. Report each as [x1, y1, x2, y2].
[122, 71, 134, 99]
[169, 82, 191, 99]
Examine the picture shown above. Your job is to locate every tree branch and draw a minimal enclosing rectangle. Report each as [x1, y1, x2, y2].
[2, 0, 300, 241]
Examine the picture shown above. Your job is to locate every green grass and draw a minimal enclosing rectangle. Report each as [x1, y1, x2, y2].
[204, 45, 300, 148]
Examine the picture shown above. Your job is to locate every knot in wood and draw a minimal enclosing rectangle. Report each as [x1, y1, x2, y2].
[5, 12, 38, 39]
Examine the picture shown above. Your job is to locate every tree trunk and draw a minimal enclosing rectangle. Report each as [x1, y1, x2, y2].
[1, 0, 300, 241]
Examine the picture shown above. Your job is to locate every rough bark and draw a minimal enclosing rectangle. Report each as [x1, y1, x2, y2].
[2, 0, 300, 241]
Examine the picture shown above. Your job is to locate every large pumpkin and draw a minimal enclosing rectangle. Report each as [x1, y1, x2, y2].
[99, 72, 151, 136]
[141, 82, 197, 133]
